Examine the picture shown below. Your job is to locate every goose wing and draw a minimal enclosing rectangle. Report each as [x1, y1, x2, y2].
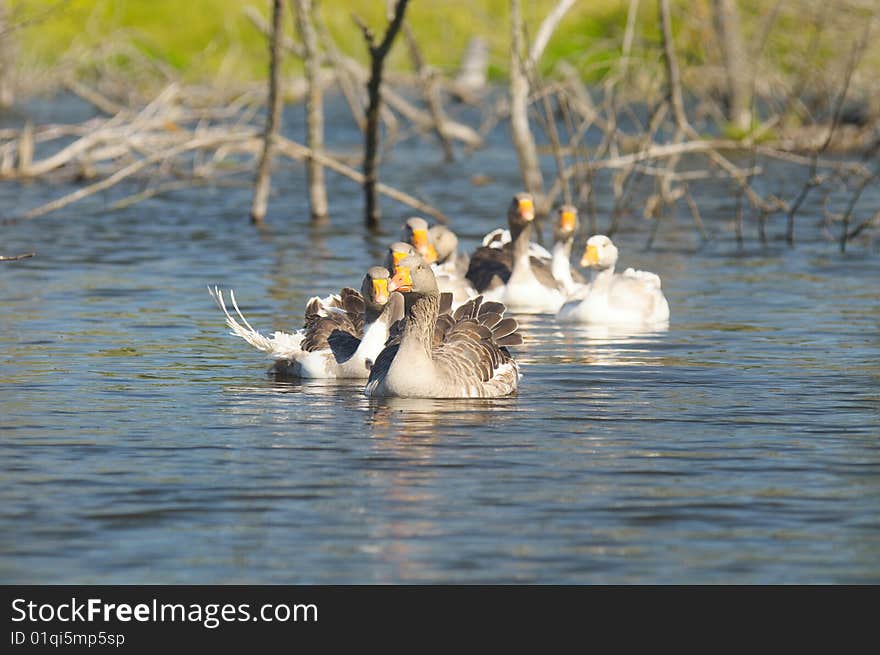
[466, 246, 561, 293]
[465, 245, 511, 293]
[608, 274, 668, 321]
[622, 267, 662, 289]
[301, 287, 365, 352]
[431, 296, 523, 392]
[364, 342, 399, 394]
[528, 255, 565, 290]
[326, 330, 362, 364]
[481, 228, 553, 260]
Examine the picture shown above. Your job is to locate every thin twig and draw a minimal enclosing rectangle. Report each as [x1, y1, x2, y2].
[0, 251, 35, 261]
[250, 0, 285, 223]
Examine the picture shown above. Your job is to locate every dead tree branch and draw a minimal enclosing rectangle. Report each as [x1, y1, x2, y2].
[354, 0, 410, 229]
[0, 251, 35, 261]
[509, 0, 544, 203]
[292, 0, 328, 221]
[249, 0, 285, 223]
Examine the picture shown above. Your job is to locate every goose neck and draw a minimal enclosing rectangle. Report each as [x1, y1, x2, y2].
[400, 293, 439, 359]
[589, 266, 615, 292]
[511, 220, 533, 269]
[552, 238, 573, 288]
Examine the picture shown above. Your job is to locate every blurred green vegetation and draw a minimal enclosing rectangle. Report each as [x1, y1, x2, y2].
[8, 0, 880, 93]
[11, 0, 636, 84]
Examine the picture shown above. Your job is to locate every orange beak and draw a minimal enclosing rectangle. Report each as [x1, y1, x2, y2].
[518, 197, 535, 221]
[560, 210, 577, 232]
[392, 250, 409, 267]
[411, 229, 438, 263]
[581, 244, 600, 268]
[389, 266, 413, 292]
[372, 278, 389, 304]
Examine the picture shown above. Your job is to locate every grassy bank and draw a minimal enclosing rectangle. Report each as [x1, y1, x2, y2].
[9, 0, 646, 85]
[7, 0, 879, 101]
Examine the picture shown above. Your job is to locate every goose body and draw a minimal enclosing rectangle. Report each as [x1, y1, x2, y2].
[429, 224, 470, 278]
[209, 267, 403, 378]
[557, 235, 670, 326]
[365, 256, 522, 398]
[466, 193, 566, 314]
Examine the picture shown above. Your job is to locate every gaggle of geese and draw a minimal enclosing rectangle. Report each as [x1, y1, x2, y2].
[208, 192, 670, 399]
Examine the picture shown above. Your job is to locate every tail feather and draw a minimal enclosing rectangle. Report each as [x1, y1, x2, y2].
[452, 295, 483, 321]
[623, 267, 662, 289]
[208, 286, 303, 361]
[492, 316, 519, 341]
[495, 333, 523, 346]
[477, 311, 503, 330]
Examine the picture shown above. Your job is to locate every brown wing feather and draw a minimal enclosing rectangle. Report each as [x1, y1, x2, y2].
[430, 296, 522, 393]
[438, 292, 454, 316]
[366, 342, 400, 388]
[466, 246, 560, 292]
[466, 246, 511, 293]
[301, 287, 365, 352]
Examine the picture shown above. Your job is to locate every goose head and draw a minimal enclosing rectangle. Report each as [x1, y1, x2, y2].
[555, 205, 578, 241]
[507, 192, 536, 233]
[428, 225, 459, 264]
[385, 241, 419, 272]
[361, 266, 392, 314]
[402, 217, 438, 264]
[580, 234, 619, 270]
[389, 255, 438, 298]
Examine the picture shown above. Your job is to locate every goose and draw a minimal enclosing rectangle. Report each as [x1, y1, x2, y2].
[465, 193, 567, 313]
[550, 204, 587, 296]
[365, 255, 522, 398]
[385, 241, 420, 272]
[557, 235, 670, 325]
[400, 220, 477, 309]
[209, 267, 404, 378]
[429, 224, 470, 277]
[401, 217, 438, 264]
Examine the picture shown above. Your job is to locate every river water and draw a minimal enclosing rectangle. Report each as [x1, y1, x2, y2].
[1, 94, 878, 583]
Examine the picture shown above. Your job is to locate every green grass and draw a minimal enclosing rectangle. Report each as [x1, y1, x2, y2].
[9, 0, 879, 94]
[10, 0, 659, 85]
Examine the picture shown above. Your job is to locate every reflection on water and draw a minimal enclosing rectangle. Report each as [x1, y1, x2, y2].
[1, 95, 880, 583]
[367, 396, 518, 438]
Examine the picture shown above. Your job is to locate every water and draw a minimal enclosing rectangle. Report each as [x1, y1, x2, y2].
[1, 95, 879, 583]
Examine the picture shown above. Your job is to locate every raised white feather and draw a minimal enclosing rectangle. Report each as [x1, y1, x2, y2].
[481, 228, 553, 260]
[209, 286, 306, 361]
[209, 284, 400, 379]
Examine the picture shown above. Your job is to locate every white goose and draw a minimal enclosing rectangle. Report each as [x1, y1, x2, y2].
[465, 193, 566, 314]
[429, 224, 470, 278]
[209, 267, 404, 378]
[557, 235, 670, 326]
[365, 256, 522, 398]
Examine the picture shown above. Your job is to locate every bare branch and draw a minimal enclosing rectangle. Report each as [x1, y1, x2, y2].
[528, 0, 576, 67]
[355, 0, 411, 228]
[249, 0, 285, 223]
[0, 251, 35, 261]
[292, 0, 328, 221]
